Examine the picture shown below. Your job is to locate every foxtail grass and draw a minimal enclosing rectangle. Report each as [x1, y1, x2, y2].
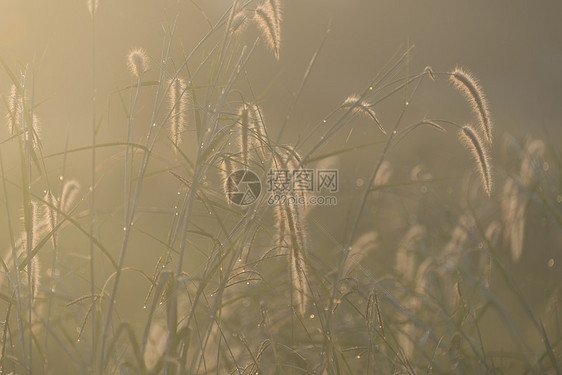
[88, 0, 99, 18]
[450, 67, 492, 143]
[6, 84, 21, 135]
[460, 125, 492, 196]
[238, 105, 250, 166]
[127, 48, 150, 78]
[254, 2, 281, 60]
[230, 8, 249, 35]
[168, 77, 189, 152]
[342, 94, 386, 134]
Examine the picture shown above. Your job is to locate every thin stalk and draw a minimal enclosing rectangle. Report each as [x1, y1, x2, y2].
[42, 136, 68, 353]
[99, 23, 178, 371]
[301, 45, 415, 162]
[89, 14, 98, 362]
[0, 151, 27, 368]
[20, 68, 33, 375]
[275, 24, 329, 144]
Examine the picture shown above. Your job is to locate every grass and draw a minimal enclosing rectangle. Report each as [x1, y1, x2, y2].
[1, 1, 561, 374]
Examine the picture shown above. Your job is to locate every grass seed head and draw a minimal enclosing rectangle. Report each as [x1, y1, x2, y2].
[254, 3, 281, 60]
[168, 77, 189, 150]
[450, 67, 492, 143]
[342, 94, 386, 134]
[88, 0, 99, 18]
[127, 48, 150, 77]
[460, 125, 492, 197]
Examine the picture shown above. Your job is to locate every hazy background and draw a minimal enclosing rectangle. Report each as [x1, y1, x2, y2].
[1, 0, 561, 365]
[1, 0, 561, 144]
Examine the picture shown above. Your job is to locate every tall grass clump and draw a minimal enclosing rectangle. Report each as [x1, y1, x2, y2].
[0, 1, 560, 374]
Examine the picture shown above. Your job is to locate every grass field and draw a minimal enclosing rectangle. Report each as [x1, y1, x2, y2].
[0, 1, 561, 374]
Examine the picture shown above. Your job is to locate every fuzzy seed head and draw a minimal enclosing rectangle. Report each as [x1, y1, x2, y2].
[343, 231, 378, 277]
[248, 103, 268, 157]
[88, 0, 99, 18]
[424, 66, 435, 80]
[520, 139, 545, 186]
[254, 3, 281, 60]
[342, 94, 386, 134]
[220, 155, 234, 204]
[127, 48, 149, 77]
[7, 84, 21, 135]
[238, 106, 250, 166]
[168, 77, 189, 150]
[450, 67, 492, 143]
[61, 180, 81, 212]
[25, 114, 41, 149]
[231, 9, 249, 35]
[460, 125, 492, 197]
[501, 179, 525, 261]
[284, 203, 309, 316]
[395, 225, 425, 281]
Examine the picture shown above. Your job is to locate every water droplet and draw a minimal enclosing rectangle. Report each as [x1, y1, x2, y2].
[60, 176, 64, 181]
[77, 339, 81, 343]
[143, 305, 147, 309]
[392, 130, 397, 134]
[123, 226, 127, 231]
[356, 178, 364, 187]
[246, 281, 250, 285]
[322, 119, 327, 123]
[356, 355, 361, 359]
[210, 293, 214, 297]
[369, 86, 373, 91]
[548, 258, 555, 267]
[43, 189, 47, 194]
[152, 123, 156, 127]
[309, 314, 315, 319]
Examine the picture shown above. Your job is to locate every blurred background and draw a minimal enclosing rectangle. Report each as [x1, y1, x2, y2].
[1, 0, 561, 145]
